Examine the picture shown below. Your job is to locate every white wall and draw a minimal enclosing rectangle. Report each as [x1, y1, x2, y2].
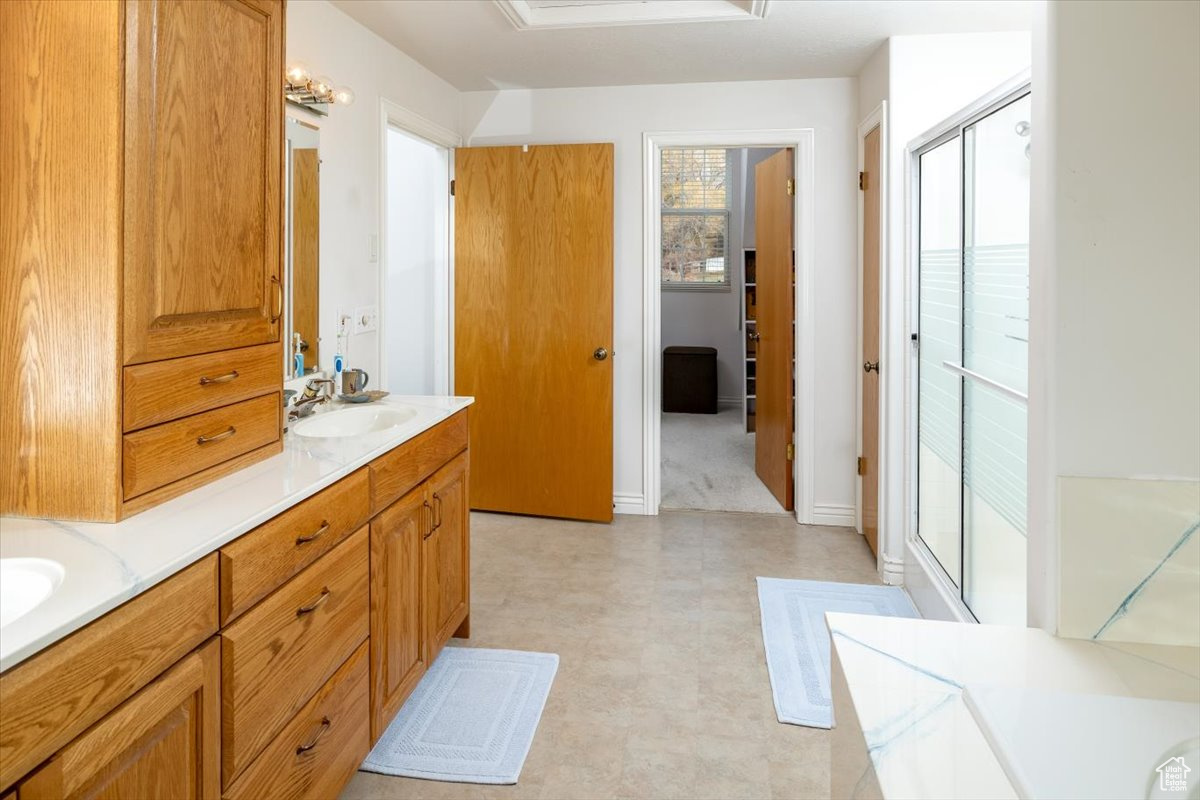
[871, 32, 1032, 602]
[287, 0, 460, 379]
[1032, 0, 1200, 642]
[460, 78, 860, 514]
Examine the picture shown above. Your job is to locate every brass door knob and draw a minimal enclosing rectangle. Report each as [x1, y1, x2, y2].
[863, 361, 880, 374]
[748, 331, 760, 341]
[593, 347, 609, 361]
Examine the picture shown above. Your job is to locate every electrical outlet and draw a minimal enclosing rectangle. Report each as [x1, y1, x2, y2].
[353, 305, 378, 334]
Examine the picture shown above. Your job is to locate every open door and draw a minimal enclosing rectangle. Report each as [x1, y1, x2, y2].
[861, 127, 881, 555]
[754, 149, 795, 511]
[454, 144, 614, 522]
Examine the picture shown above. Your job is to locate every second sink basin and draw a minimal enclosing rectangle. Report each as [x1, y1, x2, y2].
[293, 404, 418, 439]
[0, 557, 65, 629]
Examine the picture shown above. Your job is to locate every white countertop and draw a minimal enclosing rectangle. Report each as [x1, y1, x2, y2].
[0, 395, 473, 673]
[828, 612, 1200, 800]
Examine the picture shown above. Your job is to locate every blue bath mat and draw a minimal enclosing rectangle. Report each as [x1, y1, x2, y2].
[757, 577, 918, 728]
[362, 647, 558, 784]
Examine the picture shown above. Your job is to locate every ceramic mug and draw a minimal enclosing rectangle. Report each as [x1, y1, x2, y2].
[341, 368, 370, 395]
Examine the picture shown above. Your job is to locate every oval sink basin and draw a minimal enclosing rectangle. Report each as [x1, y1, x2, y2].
[0, 557, 65, 628]
[293, 405, 418, 439]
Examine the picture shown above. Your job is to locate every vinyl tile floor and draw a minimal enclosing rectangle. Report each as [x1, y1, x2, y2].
[341, 509, 877, 800]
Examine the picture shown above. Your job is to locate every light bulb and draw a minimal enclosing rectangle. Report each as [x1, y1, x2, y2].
[333, 86, 356, 105]
[312, 75, 334, 101]
[284, 62, 310, 86]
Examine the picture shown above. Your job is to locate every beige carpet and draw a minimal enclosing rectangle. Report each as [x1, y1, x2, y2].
[661, 407, 786, 514]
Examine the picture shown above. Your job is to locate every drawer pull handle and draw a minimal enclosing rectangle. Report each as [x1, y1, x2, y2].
[423, 500, 434, 539]
[271, 276, 283, 323]
[296, 588, 330, 616]
[198, 370, 239, 386]
[196, 426, 236, 445]
[295, 521, 330, 546]
[432, 493, 444, 530]
[295, 717, 331, 755]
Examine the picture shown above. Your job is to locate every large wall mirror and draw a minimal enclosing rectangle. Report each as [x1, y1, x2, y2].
[285, 117, 320, 379]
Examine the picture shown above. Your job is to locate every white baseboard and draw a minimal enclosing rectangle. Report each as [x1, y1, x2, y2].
[613, 493, 649, 515]
[717, 395, 742, 408]
[880, 553, 905, 586]
[811, 503, 855, 527]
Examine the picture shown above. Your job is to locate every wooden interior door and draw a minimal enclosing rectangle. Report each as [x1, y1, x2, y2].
[754, 149, 795, 511]
[292, 147, 320, 370]
[19, 638, 219, 800]
[368, 486, 427, 743]
[861, 127, 882, 555]
[454, 144, 614, 522]
[423, 452, 470, 663]
[123, 0, 283, 365]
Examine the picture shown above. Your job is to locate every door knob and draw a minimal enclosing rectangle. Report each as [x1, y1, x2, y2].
[593, 347, 609, 361]
[863, 361, 879, 374]
[747, 331, 760, 341]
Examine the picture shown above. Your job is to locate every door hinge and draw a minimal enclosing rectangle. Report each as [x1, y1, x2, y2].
[786, 178, 795, 196]
[449, 179, 456, 196]
[857, 456, 867, 476]
[786, 442, 794, 461]
[859, 171, 867, 191]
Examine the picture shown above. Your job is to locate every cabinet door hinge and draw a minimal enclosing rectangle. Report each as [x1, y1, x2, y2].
[450, 179, 456, 196]
[786, 442, 794, 461]
[786, 178, 795, 197]
[857, 456, 867, 476]
[859, 171, 867, 191]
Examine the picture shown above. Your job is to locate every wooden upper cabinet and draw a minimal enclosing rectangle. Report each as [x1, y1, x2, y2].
[17, 638, 220, 800]
[423, 452, 470, 663]
[123, 0, 284, 365]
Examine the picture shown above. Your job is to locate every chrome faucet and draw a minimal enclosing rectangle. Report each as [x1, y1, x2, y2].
[288, 378, 335, 421]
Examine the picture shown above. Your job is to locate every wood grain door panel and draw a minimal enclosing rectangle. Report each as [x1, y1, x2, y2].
[454, 144, 614, 522]
[754, 149, 795, 511]
[18, 638, 220, 800]
[123, 0, 283, 364]
[368, 485, 427, 743]
[862, 127, 881, 555]
[423, 452, 470, 663]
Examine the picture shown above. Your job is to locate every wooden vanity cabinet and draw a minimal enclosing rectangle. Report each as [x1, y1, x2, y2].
[18, 638, 221, 800]
[423, 452, 471, 663]
[0, 0, 286, 522]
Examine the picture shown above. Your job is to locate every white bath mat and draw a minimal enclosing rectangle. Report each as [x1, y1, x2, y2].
[757, 577, 919, 728]
[362, 647, 558, 784]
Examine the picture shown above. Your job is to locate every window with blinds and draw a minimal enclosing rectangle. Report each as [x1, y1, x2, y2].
[661, 148, 730, 287]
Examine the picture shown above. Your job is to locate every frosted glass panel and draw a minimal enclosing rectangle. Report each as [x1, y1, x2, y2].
[961, 95, 1030, 625]
[917, 137, 962, 586]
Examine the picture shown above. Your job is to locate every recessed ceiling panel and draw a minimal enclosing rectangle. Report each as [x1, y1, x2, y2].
[495, 0, 770, 30]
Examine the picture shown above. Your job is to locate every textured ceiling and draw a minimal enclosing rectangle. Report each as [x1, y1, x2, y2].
[331, 0, 1032, 91]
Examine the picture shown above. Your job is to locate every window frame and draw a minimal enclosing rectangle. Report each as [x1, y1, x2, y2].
[660, 148, 732, 292]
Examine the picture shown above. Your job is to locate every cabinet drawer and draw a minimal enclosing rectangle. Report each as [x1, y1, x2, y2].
[123, 393, 280, 500]
[220, 527, 369, 787]
[370, 410, 468, 512]
[223, 641, 369, 800]
[220, 469, 370, 624]
[124, 343, 280, 431]
[0, 555, 218, 793]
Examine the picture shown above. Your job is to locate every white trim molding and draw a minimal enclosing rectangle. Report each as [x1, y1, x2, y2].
[643, 129, 817, 525]
[495, 0, 769, 30]
[812, 504, 856, 528]
[613, 493, 647, 516]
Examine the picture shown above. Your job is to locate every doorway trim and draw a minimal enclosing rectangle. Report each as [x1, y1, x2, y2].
[855, 102, 894, 579]
[642, 129, 817, 522]
[378, 98, 461, 394]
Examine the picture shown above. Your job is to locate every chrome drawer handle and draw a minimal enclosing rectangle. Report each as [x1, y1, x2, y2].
[295, 521, 330, 546]
[296, 588, 330, 616]
[295, 717, 331, 755]
[196, 426, 236, 445]
[198, 370, 239, 386]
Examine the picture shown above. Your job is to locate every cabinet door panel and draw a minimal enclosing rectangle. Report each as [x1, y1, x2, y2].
[123, 0, 283, 364]
[18, 638, 220, 800]
[423, 452, 470, 663]
[369, 486, 428, 742]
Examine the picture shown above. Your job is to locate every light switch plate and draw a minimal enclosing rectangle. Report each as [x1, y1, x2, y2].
[353, 305, 378, 334]
[368, 234, 379, 263]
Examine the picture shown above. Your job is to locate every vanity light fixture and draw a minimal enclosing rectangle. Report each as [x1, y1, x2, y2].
[284, 62, 355, 116]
